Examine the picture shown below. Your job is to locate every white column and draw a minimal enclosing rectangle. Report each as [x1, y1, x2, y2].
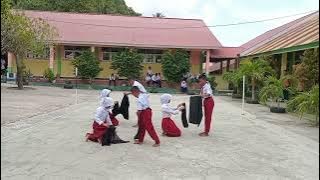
[49, 45, 54, 70]
[91, 46, 95, 52]
[205, 50, 210, 75]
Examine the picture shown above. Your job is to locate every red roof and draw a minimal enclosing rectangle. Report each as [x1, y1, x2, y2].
[23, 10, 222, 49]
[240, 11, 319, 56]
[210, 47, 243, 59]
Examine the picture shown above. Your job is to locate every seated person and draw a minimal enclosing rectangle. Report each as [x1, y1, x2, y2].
[180, 79, 188, 93]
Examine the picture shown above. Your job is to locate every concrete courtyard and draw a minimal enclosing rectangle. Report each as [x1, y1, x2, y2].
[1, 84, 319, 180]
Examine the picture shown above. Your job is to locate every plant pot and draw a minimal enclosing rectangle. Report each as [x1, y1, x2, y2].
[270, 107, 286, 113]
[64, 84, 73, 89]
[246, 99, 259, 104]
[232, 94, 242, 99]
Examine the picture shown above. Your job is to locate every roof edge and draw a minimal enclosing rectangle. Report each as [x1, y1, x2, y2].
[18, 9, 205, 21]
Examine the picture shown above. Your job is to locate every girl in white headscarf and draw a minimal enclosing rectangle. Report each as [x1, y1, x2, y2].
[99, 89, 119, 126]
[86, 97, 114, 143]
[100, 89, 111, 98]
[160, 94, 184, 137]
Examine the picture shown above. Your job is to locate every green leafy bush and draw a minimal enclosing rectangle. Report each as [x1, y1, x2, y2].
[72, 51, 102, 84]
[43, 68, 55, 83]
[111, 48, 143, 79]
[287, 85, 319, 125]
[161, 49, 190, 83]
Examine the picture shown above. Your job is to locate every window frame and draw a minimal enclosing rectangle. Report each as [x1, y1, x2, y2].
[64, 46, 89, 60]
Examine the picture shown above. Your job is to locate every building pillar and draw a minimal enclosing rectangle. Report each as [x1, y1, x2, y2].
[49, 45, 55, 70]
[205, 50, 210, 75]
[220, 60, 223, 74]
[280, 53, 288, 77]
[91, 46, 95, 52]
[7, 52, 14, 73]
[226, 59, 230, 72]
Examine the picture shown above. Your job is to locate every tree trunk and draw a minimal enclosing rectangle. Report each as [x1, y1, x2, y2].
[251, 77, 255, 101]
[16, 56, 24, 90]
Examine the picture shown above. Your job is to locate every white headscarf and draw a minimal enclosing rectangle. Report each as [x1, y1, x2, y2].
[100, 97, 113, 108]
[160, 94, 172, 104]
[100, 89, 111, 98]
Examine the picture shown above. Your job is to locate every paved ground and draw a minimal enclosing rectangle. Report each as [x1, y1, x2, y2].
[1, 84, 319, 180]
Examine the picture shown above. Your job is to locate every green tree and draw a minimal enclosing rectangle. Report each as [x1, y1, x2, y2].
[13, 0, 140, 16]
[293, 49, 319, 91]
[239, 57, 275, 101]
[259, 76, 296, 107]
[111, 48, 143, 79]
[223, 70, 243, 94]
[287, 85, 319, 125]
[162, 49, 190, 83]
[72, 51, 102, 84]
[1, 0, 56, 89]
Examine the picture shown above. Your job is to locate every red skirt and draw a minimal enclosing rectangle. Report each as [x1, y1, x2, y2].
[161, 118, 181, 137]
[86, 121, 108, 142]
[109, 113, 119, 126]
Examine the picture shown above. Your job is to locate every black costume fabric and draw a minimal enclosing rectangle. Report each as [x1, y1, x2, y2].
[181, 103, 188, 128]
[120, 94, 129, 120]
[111, 95, 129, 120]
[101, 126, 129, 146]
[189, 96, 203, 126]
[112, 102, 121, 115]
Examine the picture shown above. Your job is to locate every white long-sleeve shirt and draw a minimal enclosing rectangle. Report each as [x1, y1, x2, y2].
[94, 107, 112, 125]
[200, 82, 213, 97]
[161, 103, 180, 118]
[137, 93, 150, 110]
[133, 81, 147, 93]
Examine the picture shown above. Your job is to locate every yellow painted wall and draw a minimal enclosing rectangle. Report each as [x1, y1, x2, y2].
[215, 74, 229, 90]
[98, 62, 117, 78]
[11, 56, 17, 73]
[191, 64, 201, 75]
[61, 60, 75, 77]
[213, 67, 230, 90]
[24, 59, 49, 76]
[143, 63, 162, 75]
[98, 62, 162, 78]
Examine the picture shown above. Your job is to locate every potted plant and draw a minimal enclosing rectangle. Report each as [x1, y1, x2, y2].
[63, 80, 73, 89]
[287, 85, 319, 125]
[240, 57, 275, 104]
[259, 76, 290, 113]
[43, 68, 55, 83]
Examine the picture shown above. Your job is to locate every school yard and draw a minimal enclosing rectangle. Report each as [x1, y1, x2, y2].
[1, 84, 319, 180]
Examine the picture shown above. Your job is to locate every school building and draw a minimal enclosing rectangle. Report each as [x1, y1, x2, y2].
[5, 10, 235, 81]
[206, 11, 319, 90]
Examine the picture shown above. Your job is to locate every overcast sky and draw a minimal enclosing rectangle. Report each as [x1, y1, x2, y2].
[125, 0, 319, 47]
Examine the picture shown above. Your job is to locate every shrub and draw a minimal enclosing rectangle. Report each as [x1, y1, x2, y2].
[72, 51, 102, 84]
[111, 48, 143, 79]
[43, 68, 55, 83]
[287, 85, 319, 125]
[161, 49, 190, 83]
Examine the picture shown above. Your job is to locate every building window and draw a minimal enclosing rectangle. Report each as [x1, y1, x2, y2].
[101, 48, 122, 61]
[26, 48, 50, 59]
[138, 49, 163, 63]
[64, 46, 89, 60]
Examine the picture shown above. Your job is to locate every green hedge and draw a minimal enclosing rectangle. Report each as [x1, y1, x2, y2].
[29, 82, 178, 94]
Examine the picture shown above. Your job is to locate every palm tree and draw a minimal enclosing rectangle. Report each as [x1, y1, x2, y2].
[287, 85, 319, 125]
[239, 57, 275, 101]
[223, 70, 243, 95]
[152, 12, 165, 18]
